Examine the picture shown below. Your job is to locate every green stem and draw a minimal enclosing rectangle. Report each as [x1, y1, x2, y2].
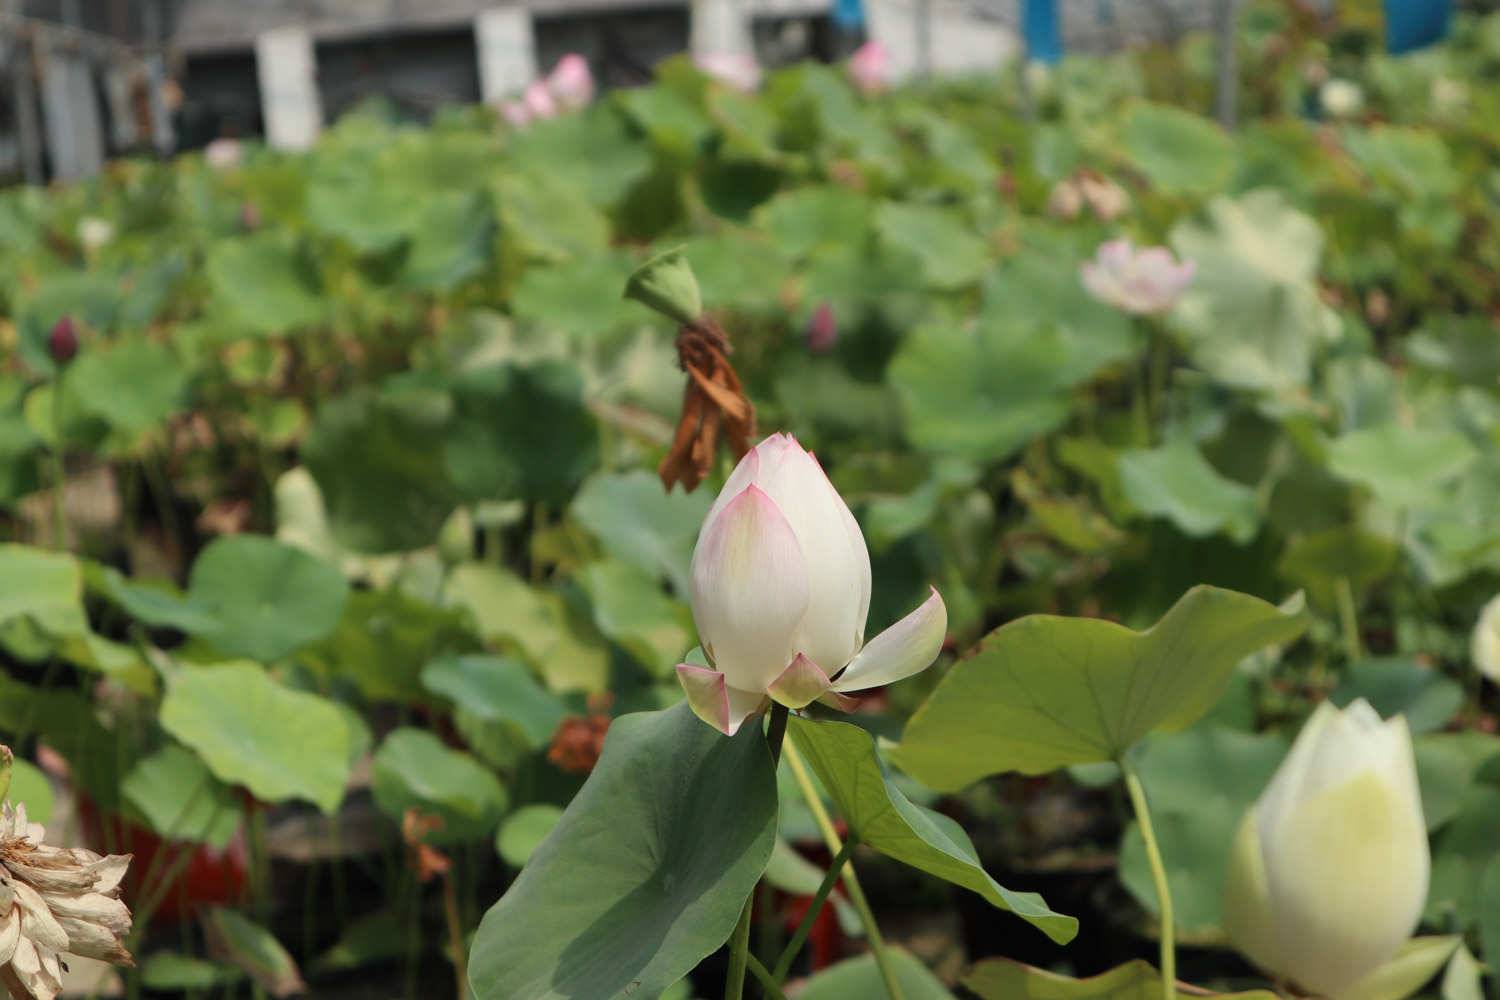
[1120, 753, 1175, 1000]
[744, 954, 789, 1000]
[1147, 322, 1170, 440]
[1335, 577, 1362, 664]
[50, 379, 67, 550]
[784, 737, 905, 1000]
[725, 705, 792, 1000]
[772, 837, 855, 982]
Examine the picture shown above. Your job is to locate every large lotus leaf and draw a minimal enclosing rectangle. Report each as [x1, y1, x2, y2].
[203, 908, 305, 998]
[1117, 439, 1259, 543]
[306, 164, 418, 253]
[1276, 526, 1398, 608]
[873, 202, 989, 290]
[1120, 102, 1234, 195]
[569, 471, 710, 597]
[510, 251, 643, 341]
[160, 661, 353, 813]
[370, 727, 508, 844]
[400, 190, 496, 291]
[122, 744, 243, 848]
[1325, 424, 1478, 509]
[494, 172, 609, 263]
[420, 654, 568, 749]
[798, 951, 955, 1000]
[9, 758, 54, 825]
[755, 186, 872, 259]
[1117, 727, 1288, 934]
[1427, 756, 1500, 928]
[577, 560, 690, 675]
[467, 703, 777, 1000]
[889, 317, 1084, 464]
[964, 958, 1279, 999]
[496, 805, 565, 868]
[206, 233, 325, 335]
[65, 337, 188, 435]
[1169, 190, 1335, 392]
[505, 107, 654, 209]
[444, 361, 598, 504]
[302, 377, 459, 553]
[789, 717, 1076, 944]
[0, 544, 86, 635]
[894, 587, 1308, 788]
[1342, 125, 1458, 198]
[303, 587, 472, 704]
[186, 535, 350, 663]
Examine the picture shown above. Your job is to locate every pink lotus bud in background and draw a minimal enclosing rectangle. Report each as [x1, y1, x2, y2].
[1080, 238, 1195, 315]
[523, 80, 558, 121]
[499, 101, 532, 129]
[1047, 179, 1083, 220]
[806, 302, 837, 353]
[694, 52, 762, 92]
[48, 316, 78, 365]
[678, 433, 947, 735]
[203, 138, 243, 170]
[546, 54, 595, 111]
[847, 41, 889, 96]
[1077, 173, 1130, 221]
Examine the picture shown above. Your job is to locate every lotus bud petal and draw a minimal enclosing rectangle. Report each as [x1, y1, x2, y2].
[545, 54, 595, 111]
[1224, 700, 1428, 997]
[1472, 594, 1500, 684]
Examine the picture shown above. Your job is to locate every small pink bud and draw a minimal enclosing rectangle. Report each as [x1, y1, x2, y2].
[523, 80, 558, 121]
[546, 54, 595, 111]
[48, 316, 78, 365]
[847, 41, 889, 96]
[806, 302, 838, 353]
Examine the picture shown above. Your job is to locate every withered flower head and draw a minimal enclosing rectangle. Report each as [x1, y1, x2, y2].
[0, 801, 133, 1000]
[659, 317, 755, 493]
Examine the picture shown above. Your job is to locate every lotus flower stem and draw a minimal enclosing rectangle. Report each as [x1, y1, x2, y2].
[784, 737, 905, 1000]
[772, 835, 855, 982]
[50, 378, 67, 550]
[725, 704, 792, 1000]
[1120, 753, 1175, 1000]
[744, 953, 788, 1000]
[1336, 577, 1362, 663]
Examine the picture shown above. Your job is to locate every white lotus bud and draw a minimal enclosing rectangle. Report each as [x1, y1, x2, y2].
[0, 800, 134, 1000]
[1320, 78, 1364, 118]
[1472, 594, 1500, 684]
[678, 433, 947, 734]
[1224, 700, 1428, 998]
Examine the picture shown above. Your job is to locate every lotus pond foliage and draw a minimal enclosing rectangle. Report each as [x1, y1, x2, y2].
[0, 3, 1498, 999]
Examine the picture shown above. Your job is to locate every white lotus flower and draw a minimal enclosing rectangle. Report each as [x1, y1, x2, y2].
[694, 52, 762, 93]
[203, 138, 243, 171]
[1320, 78, 1364, 118]
[678, 433, 947, 735]
[1080, 238, 1195, 315]
[545, 54, 594, 111]
[1224, 700, 1428, 998]
[1472, 594, 1500, 684]
[76, 218, 114, 255]
[0, 801, 134, 1000]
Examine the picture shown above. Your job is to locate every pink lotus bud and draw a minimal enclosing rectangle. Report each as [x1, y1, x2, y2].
[546, 54, 595, 111]
[523, 80, 558, 121]
[806, 302, 837, 353]
[1080, 238, 1195, 316]
[499, 101, 532, 129]
[694, 52, 762, 92]
[1047, 179, 1083, 220]
[48, 316, 79, 365]
[847, 41, 889, 96]
[677, 433, 947, 735]
[1077, 174, 1130, 221]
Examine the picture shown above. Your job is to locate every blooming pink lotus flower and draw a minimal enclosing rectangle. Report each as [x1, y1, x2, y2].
[1080, 238, 1195, 315]
[678, 433, 948, 735]
[847, 41, 889, 96]
[694, 52, 762, 92]
[545, 54, 595, 111]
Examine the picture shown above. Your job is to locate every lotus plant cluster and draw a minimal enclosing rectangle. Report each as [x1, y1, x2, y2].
[677, 433, 946, 735]
[498, 54, 595, 129]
